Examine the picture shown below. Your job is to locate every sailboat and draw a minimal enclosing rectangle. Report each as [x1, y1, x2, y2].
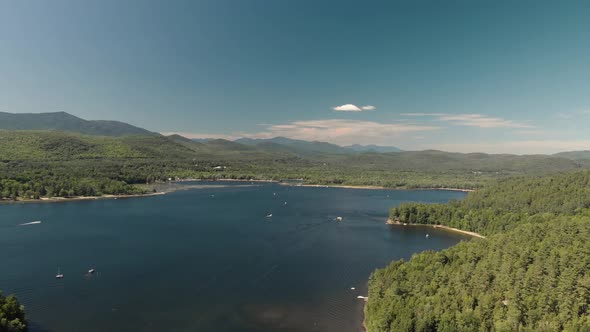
[55, 268, 64, 279]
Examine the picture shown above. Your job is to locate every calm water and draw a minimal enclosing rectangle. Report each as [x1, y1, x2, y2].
[0, 182, 468, 332]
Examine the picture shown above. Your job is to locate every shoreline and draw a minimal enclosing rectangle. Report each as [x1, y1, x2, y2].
[280, 183, 387, 190]
[0, 178, 475, 205]
[174, 178, 476, 192]
[422, 187, 475, 192]
[287, 184, 475, 192]
[363, 220, 486, 328]
[0, 192, 167, 205]
[0, 183, 255, 205]
[385, 219, 486, 239]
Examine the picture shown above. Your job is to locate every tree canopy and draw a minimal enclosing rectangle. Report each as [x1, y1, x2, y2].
[367, 170, 590, 331]
[0, 292, 26, 332]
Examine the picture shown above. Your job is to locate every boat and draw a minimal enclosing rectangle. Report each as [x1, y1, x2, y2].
[88, 268, 95, 274]
[19, 221, 42, 226]
[266, 214, 273, 218]
[426, 234, 430, 238]
[335, 217, 343, 222]
[55, 268, 64, 279]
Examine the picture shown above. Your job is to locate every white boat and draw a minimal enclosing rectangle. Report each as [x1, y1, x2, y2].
[19, 221, 42, 226]
[335, 217, 343, 222]
[88, 268, 95, 274]
[426, 234, 430, 238]
[266, 214, 273, 218]
[55, 268, 64, 279]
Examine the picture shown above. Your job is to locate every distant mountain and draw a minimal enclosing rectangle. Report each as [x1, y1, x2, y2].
[345, 144, 402, 153]
[235, 137, 354, 156]
[167, 134, 206, 152]
[167, 134, 196, 144]
[205, 139, 257, 152]
[553, 151, 590, 160]
[236, 137, 305, 146]
[1, 129, 586, 178]
[0, 130, 195, 161]
[191, 138, 216, 143]
[330, 149, 583, 174]
[0, 111, 156, 136]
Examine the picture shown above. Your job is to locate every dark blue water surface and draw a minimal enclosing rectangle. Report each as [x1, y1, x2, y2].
[0, 182, 468, 332]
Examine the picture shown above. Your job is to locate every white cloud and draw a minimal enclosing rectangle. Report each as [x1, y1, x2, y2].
[514, 129, 546, 136]
[333, 104, 377, 112]
[401, 113, 533, 128]
[333, 104, 362, 112]
[554, 112, 573, 119]
[555, 109, 590, 119]
[361, 105, 376, 111]
[400, 113, 446, 117]
[164, 120, 439, 146]
[245, 119, 438, 145]
[166, 126, 590, 154]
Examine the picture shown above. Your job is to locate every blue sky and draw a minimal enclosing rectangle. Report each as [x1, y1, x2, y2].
[1, 0, 590, 154]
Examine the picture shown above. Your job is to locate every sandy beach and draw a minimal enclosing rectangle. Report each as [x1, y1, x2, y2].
[279, 182, 476, 192]
[173, 177, 476, 192]
[0, 192, 167, 205]
[386, 219, 485, 239]
[281, 183, 387, 190]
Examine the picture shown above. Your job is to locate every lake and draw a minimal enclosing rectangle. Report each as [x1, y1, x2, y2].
[0, 182, 468, 332]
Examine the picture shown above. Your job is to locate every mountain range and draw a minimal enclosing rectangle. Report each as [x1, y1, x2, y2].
[1, 111, 589, 161]
[0, 111, 155, 136]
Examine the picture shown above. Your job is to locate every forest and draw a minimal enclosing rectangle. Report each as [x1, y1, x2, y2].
[389, 170, 590, 235]
[366, 170, 590, 331]
[1, 130, 588, 201]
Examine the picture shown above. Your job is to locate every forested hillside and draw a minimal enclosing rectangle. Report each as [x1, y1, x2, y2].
[1, 129, 590, 201]
[366, 217, 590, 332]
[0, 130, 193, 160]
[366, 170, 590, 331]
[553, 150, 590, 161]
[390, 171, 590, 235]
[0, 111, 155, 136]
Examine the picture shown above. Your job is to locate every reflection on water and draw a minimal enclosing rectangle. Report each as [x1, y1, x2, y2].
[0, 182, 468, 332]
